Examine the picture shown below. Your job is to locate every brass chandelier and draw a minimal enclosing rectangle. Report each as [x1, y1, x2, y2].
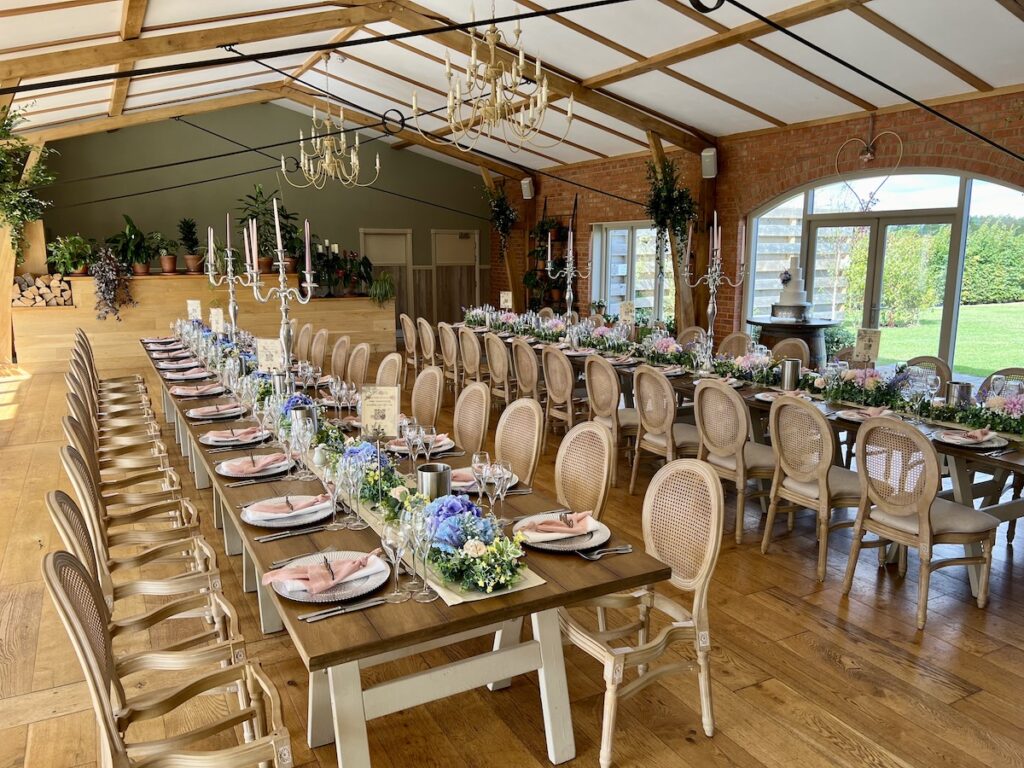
[281, 53, 380, 189]
[410, 2, 573, 153]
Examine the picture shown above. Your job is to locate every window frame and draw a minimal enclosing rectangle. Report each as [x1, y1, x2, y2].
[591, 220, 670, 321]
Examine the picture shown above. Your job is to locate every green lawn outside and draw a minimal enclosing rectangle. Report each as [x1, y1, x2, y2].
[854, 302, 1023, 378]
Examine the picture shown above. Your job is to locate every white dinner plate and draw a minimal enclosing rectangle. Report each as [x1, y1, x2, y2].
[240, 495, 335, 528]
[199, 428, 270, 446]
[269, 550, 390, 603]
[214, 455, 294, 478]
[186, 404, 245, 420]
[451, 472, 519, 491]
[754, 391, 811, 403]
[156, 359, 199, 370]
[933, 430, 1008, 449]
[163, 370, 212, 381]
[513, 512, 611, 552]
[171, 385, 226, 398]
[387, 436, 456, 455]
[835, 409, 899, 422]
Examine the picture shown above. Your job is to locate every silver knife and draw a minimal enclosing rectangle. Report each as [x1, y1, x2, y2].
[225, 475, 289, 488]
[299, 597, 386, 622]
[255, 525, 328, 543]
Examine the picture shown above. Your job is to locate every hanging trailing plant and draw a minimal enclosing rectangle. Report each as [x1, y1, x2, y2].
[91, 246, 137, 321]
[0, 106, 55, 263]
[645, 157, 696, 263]
[485, 184, 518, 260]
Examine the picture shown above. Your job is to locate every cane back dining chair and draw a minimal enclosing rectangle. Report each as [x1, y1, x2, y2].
[494, 398, 544, 487]
[907, 355, 952, 390]
[512, 337, 542, 403]
[555, 421, 613, 519]
[585, 354, 638, 487]
[979, 367, 1024, 542]
[842, 417, 999, 629]
[417, 316, 437, 367]
[458, 325, 487, 385]
[346, 342, 371, 391]
[438, 322, 462, 401]
[771, 337, 810, 368]
[42, 551, 294, 768]
[484, 332, 515, 408]
[375, 352, 404, 387]
[629, 365, 700, 495]
[453, 381, 491, 455]
[295, 322, 314, 363]
[559, 458, 724, 768]
[677, 325, 707, 348]
[308, 328, 329, 371]
[330, 335, 351, 381]
[541, 345, 584, 452]
[761, 396, 861, 580]
[400, 312, 419, 388]
[718, 331, 752, 359]
[411, 366, 444, 428]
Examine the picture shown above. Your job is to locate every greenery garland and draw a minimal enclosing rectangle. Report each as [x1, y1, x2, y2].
[485, 185, 518, 260]
[0, 107, 55, 262]
[645, 157, 696, 268]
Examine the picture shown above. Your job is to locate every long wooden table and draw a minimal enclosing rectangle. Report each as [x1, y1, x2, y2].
[146, 341, 671, 768]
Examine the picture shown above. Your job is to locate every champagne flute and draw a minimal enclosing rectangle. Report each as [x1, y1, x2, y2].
[345, 458, 369, 531]
[471, 451, 490, 505]
[380, 523, 411, 604]
[990, 374, 1006, 397]
[323, 455, 345, 531]
[494, 459, 513, 525]
[482, 464, 500, 511]
[413, 511, 439, 603]
[400, 504, 425, 594]
[422, 425, 437, 463]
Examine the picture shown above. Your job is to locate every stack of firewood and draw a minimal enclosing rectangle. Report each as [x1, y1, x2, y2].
[10, 273, 74, 307]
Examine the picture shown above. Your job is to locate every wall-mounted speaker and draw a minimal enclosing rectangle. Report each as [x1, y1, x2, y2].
[521, 177, 535, 200]
[701, 147, 718, 179]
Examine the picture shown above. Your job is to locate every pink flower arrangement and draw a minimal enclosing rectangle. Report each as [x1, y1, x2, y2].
[544, 318, 566, 334]
[733, 353, 772, 371]
[499, 312, 518, 324]
[592, 326, 612, 338]
[839, 368, 883, 389]
[653, 336, 681, 355]
[987, 393, 1024, 418]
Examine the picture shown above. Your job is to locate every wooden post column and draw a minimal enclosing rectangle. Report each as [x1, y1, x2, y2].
[480, 167, 527, 312]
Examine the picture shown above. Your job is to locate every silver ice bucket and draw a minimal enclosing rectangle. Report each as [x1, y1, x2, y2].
[417, 463, 452, 500]
[944, 381, 973, 407]
[780, 358, 802, 391]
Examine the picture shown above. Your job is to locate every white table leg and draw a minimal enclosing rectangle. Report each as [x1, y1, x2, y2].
[487, 617, 523, 691]
[948, 456, 982, 596]
[532, 609, 576, 764]
[256, 572, 283, 634]
[308, 670, 334, 748]
[242, 547, 257, 593]
[212, 489, 223, 530]
[223, 511, 242, 556]
[329, 662, 371, 768]
[193, 441, 210, 490]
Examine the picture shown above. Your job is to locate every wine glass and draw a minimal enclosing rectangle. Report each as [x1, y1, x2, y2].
[380, 523, 411, 604]
[925, 374, 941, 410]
[482, 464, 501, 511]
[400, 503, 425, 594]
[311, 365, 323, 392]
[401, 418, 418, 473]
[990, 374, 1006, 397]
[422, 425, 437, 464]
[343, 457, 369, 531]
[413, 510, 439, 603]
[493, 459, 514, 525]
[471, 451, 490, 505]
[323, 455, 346, 532]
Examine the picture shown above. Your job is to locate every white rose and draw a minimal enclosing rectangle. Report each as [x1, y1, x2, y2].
[813, 377, 826, 389]
[841, 369, 857, 381]
[389, 486, 408, 501]
[864, 378, 879, 390]
[986, 395, 1007, 411]
[462, 539, 487, 558]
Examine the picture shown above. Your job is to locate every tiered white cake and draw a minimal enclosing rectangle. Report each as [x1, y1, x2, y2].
[771, 256, 811, 321]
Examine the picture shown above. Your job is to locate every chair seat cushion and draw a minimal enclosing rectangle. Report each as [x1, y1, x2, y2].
[871, 497, 999, 536]
[644, 422, 699, 450]
[706, 441, 775, 472]
[782, 466, 860, 501]
[595, 408, 639, 431]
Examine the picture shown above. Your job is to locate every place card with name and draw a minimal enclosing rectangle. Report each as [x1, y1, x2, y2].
[209, 308, 225, 334]
[360, 385, 401, 438]
[186, 299, 201, 321]
[620, 300, 635, 325]
[499, 290, 513, 310]
[255, 338, 280, 372]
[853, 328, 881, 363]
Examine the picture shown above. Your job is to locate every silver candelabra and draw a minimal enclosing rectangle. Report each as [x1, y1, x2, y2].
[244, 200, 316, 382]
[683, 212, 744, 372]
[207, 216, 254, 344]
[545, 227, 589, 320]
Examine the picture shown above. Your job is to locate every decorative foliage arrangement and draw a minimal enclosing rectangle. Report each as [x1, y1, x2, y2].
[237, 184, 296, 256]
[90, 247, 136, 321]
[105, 215, 153, 267]
[342, 439, 404, 508]
[923, 392, 1024, 436]
[47, 234, 93, 275]
[644, 157, 696, 263]
[818, 367, 910, 408]
[0, 106, 54, 262]
[368, 270, 396, 307]
[485, 184, 518, 260]
[178, 218, 200, 254]
[426, 495, 526, 593]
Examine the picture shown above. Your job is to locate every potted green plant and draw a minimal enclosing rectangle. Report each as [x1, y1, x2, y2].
[338, 250, 373, 296]
[368, 270, 396, 307]
[238, 184, 294, 274]
[1, 106, 55, 265]
[47, 234, 94, 276]
[279, 203, 301, 273]
[591, 299, 606, 315]
[177, 218, 202, 274]
[106, 215, 153, 275]
[485, 184, 518, 261]
[91, 246, 136, 321]
[147, 231, 179, 274]
[645, 157, 696, 276]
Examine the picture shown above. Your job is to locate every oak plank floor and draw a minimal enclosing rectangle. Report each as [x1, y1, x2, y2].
[1, 365, 1023, 767]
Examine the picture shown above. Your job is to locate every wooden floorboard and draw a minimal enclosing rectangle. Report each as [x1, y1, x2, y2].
[1, 365, 1023, 767]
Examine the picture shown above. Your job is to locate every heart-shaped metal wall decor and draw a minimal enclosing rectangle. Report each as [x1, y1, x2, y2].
[833, 130, 904, 212]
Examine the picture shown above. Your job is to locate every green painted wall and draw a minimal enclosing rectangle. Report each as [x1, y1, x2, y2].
[42, 101, 490, 267]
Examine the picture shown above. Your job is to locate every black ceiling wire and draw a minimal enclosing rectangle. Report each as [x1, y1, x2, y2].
[173, 115, 279, 162]
[0, 0, 635, 96]
[712, 0, 1024, 166]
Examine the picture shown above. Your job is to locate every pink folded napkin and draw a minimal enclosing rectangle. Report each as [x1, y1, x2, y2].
[451, 468, 475, 486]
[249, 492, 330, 516]
[963, 428, 992, 443]
[521, 510, 593, 535]
[206, 426, 263, 441]
[157, 359, 199, 368]
[191, 402, 240, 417]
[152, 351, 188, 359]
[261, 549, 385, 595]
[222, 452, 288, 475]
[170, 383, 222, 396]
[387, 433, 449, 450]
[165, 367, 207, 377]
[860, 406, 891, 418]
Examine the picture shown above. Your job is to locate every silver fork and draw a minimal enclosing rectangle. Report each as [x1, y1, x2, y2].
[270, 546, 336, 570]
[576, 546, 633, 561]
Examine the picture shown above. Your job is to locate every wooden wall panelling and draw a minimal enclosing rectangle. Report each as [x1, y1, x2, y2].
[411, 266, 435, 325]
[435, 265, 475, 324]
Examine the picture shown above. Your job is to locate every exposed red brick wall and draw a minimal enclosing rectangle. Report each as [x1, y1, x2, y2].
[489, 90, 1024, 335]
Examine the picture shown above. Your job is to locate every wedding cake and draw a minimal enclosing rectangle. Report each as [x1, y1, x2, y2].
[771, 255, 811, 321]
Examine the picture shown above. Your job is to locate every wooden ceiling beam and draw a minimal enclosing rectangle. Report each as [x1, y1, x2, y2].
[16, 89, 278, 142]
[268, 82, 529, 179]
[0, 4, 393, 81]
[993, 0, 1024, 23]
[849, 6, 992, 91]
[292, 25, 364, 80]
[109, 0, 149, 118]
[583, 0, 869, 89]
[389, 3, 711, 154]
[657, 0, 876, 112]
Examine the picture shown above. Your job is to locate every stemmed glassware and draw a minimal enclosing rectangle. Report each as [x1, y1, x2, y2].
[421, 425, 437, 464]
[492, 460, 513, 526]
[925, 374, 941, 409]
[482, 464, 500, 512]
[400, 503, 425, 595]
[990, 374, 1006, 397]
[290, 418, 316, 480]
[471, 451, 490, 506]
[342, 456, 369, 531]
[401, 418, 419, 473]
[380, 523, 411, 604]
[412, 510, 439, 603]
[323, 453, 346, 532]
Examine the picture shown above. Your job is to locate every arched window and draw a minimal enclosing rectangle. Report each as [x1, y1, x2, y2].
[745, 173, 1024, 381]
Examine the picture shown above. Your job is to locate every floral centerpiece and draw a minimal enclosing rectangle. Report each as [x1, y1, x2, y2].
[280, 393, 314, 417]
[592, 325, 635, 355]
[532, 317, 566, 343]
[426, 495, 526, 593]
[715, 352, 779, 386]
[820, 367, 909, 408]
[643, 335, 697, 367]
[383, 486, 430, 524]
[464, 306, 488, 328]
[492, 311, 519, 333]
[343, 439, 406, 509]
[922, 391, 1024, 436]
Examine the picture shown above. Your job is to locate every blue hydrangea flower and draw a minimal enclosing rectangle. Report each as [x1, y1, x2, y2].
[281, 393, 313, 416]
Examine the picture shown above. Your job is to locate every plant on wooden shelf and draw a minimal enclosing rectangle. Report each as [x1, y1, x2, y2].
[0, 106, 55, 264]
[46, 234, 94, 276]
[645, 157, 696, 272]
[485, 184, 518, 261]
[177, 217, 202, 274]
[91, 246, 136, 321]
[368, 270, 396, 307]
[237, 184, 296, 273]
[106, 215, 154, 275]
[148, 231, 178, 275]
